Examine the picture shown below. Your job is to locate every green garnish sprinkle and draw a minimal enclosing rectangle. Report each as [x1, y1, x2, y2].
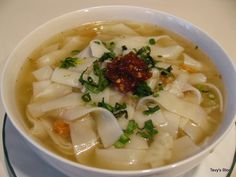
[136, 46, 155, 68]
[60, 57, 78, 69]
[133, 82, 153, 98]
[137, 120, 158, 140]
[79, 61, 110, 94]
[149, 38, 156, 45]
[143, 105, 160, 115]
[97, 98, 128, 119]
[81, 93, 91, 102]
[99, 52, 116, 62]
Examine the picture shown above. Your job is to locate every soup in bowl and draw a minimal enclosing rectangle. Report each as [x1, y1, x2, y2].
[1, 6, 236, 177]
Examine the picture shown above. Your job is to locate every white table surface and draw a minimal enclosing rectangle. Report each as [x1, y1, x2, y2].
[0, 0, 235, 176]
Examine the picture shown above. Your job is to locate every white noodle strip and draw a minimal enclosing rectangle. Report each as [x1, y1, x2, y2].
[188, 73, 207, 85]
[32, 66, 53, 81]
[183, 53, 202, 70]
[27, 93, 83, 118]
[51, 68, 83, 88]
[90, 39, 110, 58]
[183, 84, 202, 104]
[200, 83, 223, 112]
[60, 106, 122, 148]
[70, 116, 98, 157]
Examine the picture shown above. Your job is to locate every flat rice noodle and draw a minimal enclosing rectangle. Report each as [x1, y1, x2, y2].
[60, 106, 122, 148]
[183, 84, 202, 104]
[90, 87, 110, 103]
[51, 68, 83, 88]
[100, 23, 139, 36]
[178, 117, 189, 129]
[63, 36, 84, 51]
[151, 45, 184, 60]
[183, 53, 202, 70]
[90, 39, 110, 58]
[41, 43, 60, 55]
[183, 121, 204, 143]
[33, 80, 51, 96]
[41, 119, 74, 155]
[172, 136, 200, 162]
[188, 73, 207, 84]
[69, 57, 97, 73]
[199, 83, 223, 112]
[95, 148, 147, 170]
[77, 46, 92, 59]
[32, 66, 53, 81]
[37, 49, 68, 67]
[70, 116, 98, 158]
[111, 35, 170, 55]
[27, 93, 83, 118]
[108, 89, 124, 105]
[144, 132, 173, 167]
[32, 82, 72, 102]
[156, 91, 209, 131]
[125, 134, 149, 150]
[167, 72, 189, 97]
[133, 110, 167, 128]
[161, 111, 180, 138]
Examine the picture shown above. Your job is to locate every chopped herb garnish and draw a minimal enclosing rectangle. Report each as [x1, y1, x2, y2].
[143, 105, 160, 115]
[94, 41, 101, 45]
[133, 82, 153, 98]
[97, 98, 128, 118]
[137, 120, 158, 140]
[79, 61, 110, 94]
[81, 93, 91, 102]
[122, 45, 128, 51]
[124, 120, 138, 135]
[60, 57, 78, 69]
[114, 133, 130, 148]
[99, 52, 116, 62]
[71, 50, 80, 55]
[157, 66, 173, 76]
[136, 46, 155, 68]
[149, 38, 156, 45]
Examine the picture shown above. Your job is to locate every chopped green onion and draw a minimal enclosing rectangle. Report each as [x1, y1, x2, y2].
[124, 120, 138, 135]
[149, 38, 156, 45]
[143, 105, 160, 115]
[137, 120, 158, 140]
[136, 46, 155, 68]
[97, 98, 128, 118]
[156, 66, 173, 76]
[81, 93, 91, 102]
[114, 133, 130, 148]
[60, 57, 78, 69]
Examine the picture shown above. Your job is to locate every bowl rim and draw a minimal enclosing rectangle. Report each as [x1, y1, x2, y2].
[1, 5, 236, 175]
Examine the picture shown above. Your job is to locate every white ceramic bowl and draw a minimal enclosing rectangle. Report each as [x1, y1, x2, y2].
[1, 5, 236, 177]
